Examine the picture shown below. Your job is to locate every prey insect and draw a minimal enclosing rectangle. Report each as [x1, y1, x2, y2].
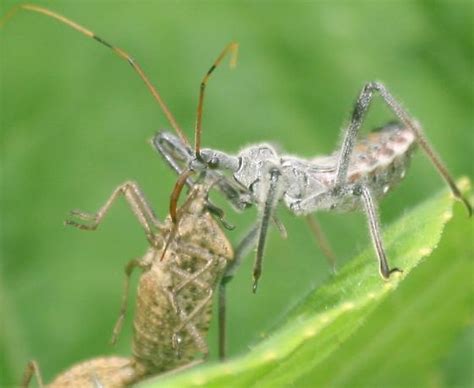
[67, 181, 234, 376]
[22, 183, 234, 387]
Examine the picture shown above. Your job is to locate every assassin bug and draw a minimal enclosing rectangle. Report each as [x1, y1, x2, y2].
[22, 182, 234, 387]
[153, 89, 472, 293]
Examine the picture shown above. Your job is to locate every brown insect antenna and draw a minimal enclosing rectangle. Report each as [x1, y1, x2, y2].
[0, 4, 190, 146]
[160, 169, 195, 261]
[194, 42, 239, 158]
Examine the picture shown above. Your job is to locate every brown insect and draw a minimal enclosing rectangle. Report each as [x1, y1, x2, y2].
[22, 182, 234, 387]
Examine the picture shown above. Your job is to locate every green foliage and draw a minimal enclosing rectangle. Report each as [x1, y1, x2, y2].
[1, 1, 472, 386]
[141, 180, 472, 387]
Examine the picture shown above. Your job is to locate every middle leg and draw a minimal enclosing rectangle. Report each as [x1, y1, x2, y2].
[65, 181, 163, 247]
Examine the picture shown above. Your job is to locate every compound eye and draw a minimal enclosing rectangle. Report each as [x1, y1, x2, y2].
[208, 157, 219, 169]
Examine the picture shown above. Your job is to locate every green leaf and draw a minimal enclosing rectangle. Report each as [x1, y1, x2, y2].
[141, 178, 472, 387]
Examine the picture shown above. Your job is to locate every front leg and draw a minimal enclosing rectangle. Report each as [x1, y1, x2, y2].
[65, 181, 163, 247]
[335, 82, 471, 215]
[154, 132, 247, 223]
[252, 167, 283, 293]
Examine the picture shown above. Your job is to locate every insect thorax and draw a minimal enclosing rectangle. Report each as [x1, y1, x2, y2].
[233, 144, 281, 191]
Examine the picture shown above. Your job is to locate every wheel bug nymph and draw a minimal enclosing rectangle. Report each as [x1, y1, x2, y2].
[154, 87, 472, 292]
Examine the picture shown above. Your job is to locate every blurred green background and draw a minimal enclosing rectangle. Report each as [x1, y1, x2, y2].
[1, 0, 472, 386]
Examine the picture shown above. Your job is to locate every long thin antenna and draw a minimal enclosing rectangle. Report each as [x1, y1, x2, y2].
[194, 42, 238, 157]
[0, 4, 190, 146]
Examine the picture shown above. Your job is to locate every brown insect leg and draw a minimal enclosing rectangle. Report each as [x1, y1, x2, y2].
[111, 258, 148, 345]
[21, 360, 44, 388]
[65, 181, 163, 247]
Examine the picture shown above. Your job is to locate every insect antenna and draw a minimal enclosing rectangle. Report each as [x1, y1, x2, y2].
[194, 42, 238, 158]
[0, 4, 189, 146]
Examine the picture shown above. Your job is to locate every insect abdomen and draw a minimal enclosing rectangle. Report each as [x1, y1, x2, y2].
[347, 122, 417, 197]
[132, 259, 187, 374]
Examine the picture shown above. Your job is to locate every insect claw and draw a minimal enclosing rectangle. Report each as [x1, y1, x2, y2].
[64, 219, 80, 228]
[252, 276, 260, 294]
[64, 219, 97, 230]
[460, 196, 472, 218]
[382, 267, 403, 280]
